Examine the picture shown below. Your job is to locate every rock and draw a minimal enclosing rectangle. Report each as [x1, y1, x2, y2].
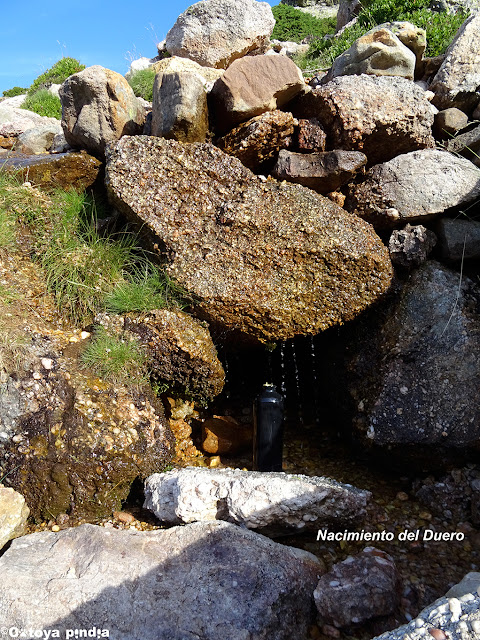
[297, 117, 327, 152]
[201, 415, 252, 454]
[445, 123, 480, 167]
[0, 487, 29, 550]
[151, 56, 224, 89]
[0, 135, 16, 149]
[433, 107, 469, 138]
[15, 122, 63, 154]
[336, 0, 361, 31]
[165, 0, 275, 69]
[435, 217, 480, 262]
[327, 29, 417, 81]
[59, 65, 145, 157]
[270, 39, 310, 59]
[292, 75, 435, 165]
[349, 261, 480, 455]
[216, 110, 296, 169]
[375, 22, 426, 67]
[314, 547, 400, 628]
[413, 467, 479, 522]
[446, 572, 480, 599]
[388, 224, 437, 267]
[345, 149, 480, 229]
[144, 467, 371, 532]
[430, 13, 480, 113]
[1, 151, 102, 192]
[210, 54, 305, 133]
[125, 55, 160, 82]
[151, 69, 209, 142]
[0, 521, 322, 639]
[105, 136, 393, 343]
[50, 131, 72, 153]
[272, 149, 367, 193]
[474, 102, 480, 120]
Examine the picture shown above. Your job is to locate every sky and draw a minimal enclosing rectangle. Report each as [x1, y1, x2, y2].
[0, 0, 277, 95]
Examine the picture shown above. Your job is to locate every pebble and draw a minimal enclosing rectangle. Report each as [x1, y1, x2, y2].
[321, 625, 340, 638]
[428, 630, 447, 640]
[449, 597, 462, 622]
[51, 525, 60, 532]
[113, 511, 136, 525]
[41, 358, 53, 370]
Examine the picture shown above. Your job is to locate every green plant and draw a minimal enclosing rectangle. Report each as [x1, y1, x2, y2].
[127, 68, 156, 101]
[2, 86, 27, 97]
[21, 89, 62, 119]
[27, 57, 84, 96]
[0, 207, 16, 250]
[272, 4, 336, 43]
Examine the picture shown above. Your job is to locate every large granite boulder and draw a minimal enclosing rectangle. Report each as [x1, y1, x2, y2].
[345, 149, 480, 229]
[105, 136, 393, 343]
[0, 522, 322, 640]
[292, 75, 435, 165]
[144, 467, 371, 533]
[165, 0, 275, 69]
[59, 66, 145, 157]
[151, 56, 224, 88]
[348, 261, 480, 457]
[0, 487, 29, 551]
[430, 12, 480, 113]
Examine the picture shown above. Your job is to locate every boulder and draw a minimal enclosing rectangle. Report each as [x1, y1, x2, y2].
[327, 29, 417, 81]
[0, 487, 29, 551]
[105, 136, 393, 343]
[433, 107, 469, 138]
[270, 39, 310, 59]
[15, 121, 64, 154]
[59, 65, 145, 157]
[375, 22, 426, 64]
[292, 75, 435, 165]
[388, 224, 437, 267]
[413, 467, 480, 522]
[446, 572, 480, 599]
[430, 13, 480, 113]
[345, 149, 480, 229]
[151, 56, 224, 89]
[151, 70, 209, 142]
[445, 123, 480, 167]
[348, 261, 480, 455]
[297, 117, 327, 151]
[272, 149, 367, 193]
[165, 0, 275, 69]
[436, 218, 480, 262]
[125, 55, 160, 82]
[336, 0, 362, 32]
[0, 522, 322, 640]
[144, 467, 371, 533]
[216, 110, 296, 169]
[0, 105, 59, 136]
[314, 548, 400, 628]
[210, 54, 305, 133]
[200, 415, 252, 454]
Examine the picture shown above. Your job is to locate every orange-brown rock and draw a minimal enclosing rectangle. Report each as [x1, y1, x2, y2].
[201, 416, 252, 455]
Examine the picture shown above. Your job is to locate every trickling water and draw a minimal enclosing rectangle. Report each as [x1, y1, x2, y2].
[279, 341, 287, 396]
[310, 335, 321, 427]
[291, 340, 304, 426]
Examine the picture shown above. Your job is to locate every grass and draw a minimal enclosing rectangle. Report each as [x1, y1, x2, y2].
[272, 4, 336, 42]
[2, 86, 27, 98]
[0, 207, 16, 251]
[21, 89, 62, 119]
[27, 57, 84, 96]
[127, 68, 156, 101]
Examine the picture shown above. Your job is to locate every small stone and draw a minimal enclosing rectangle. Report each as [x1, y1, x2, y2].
[428, 629, 447, 640]
[113, 511, 136, 525]
[51, 525, 60, 532]
[396, 491, 409, 501]
[208, 456, 221, 468]
[41, 358, 53, 370]
[321, 624, 341, 638]
[80, 331, 91, 340]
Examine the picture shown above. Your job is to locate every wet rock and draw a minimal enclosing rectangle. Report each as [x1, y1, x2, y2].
[272, 149, 367, 193]
[0, 522, 321, 640]
[144, 467, 371, 533]
[165, 0, 275, 69]
[210, 55, 305, 133]
[16, 121, 63, 154]
[0, 487, 29, 550]
[297, 117, 327, 152]
[445, 124, 480, 167]
[59, 65, 145, 157]
[436, 218, 480, 262]
[201, 415, 252, 454]
[314, 548, 400, 628]
[349, 261, 480, 455]
[105, 136, 393, 343]
[292, 75, 435, 165]
[413, 468, 480, 522]
[345, 149, 480, 229]
[433, 108, 469, 139]
[1, 151, 102, 192]
[216, 110, 296, 169]
[388, 224, 437, 267]
[430, 13, 480, 113]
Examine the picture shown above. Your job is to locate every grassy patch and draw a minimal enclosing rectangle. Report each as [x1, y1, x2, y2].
[2, 86, 27, 98]
[27, 57, 85, 96]
[272, 4, 336, 43]
[21, 89, 62, 119]
[0, 207, 16, 251]
[127, 68, 156, 102]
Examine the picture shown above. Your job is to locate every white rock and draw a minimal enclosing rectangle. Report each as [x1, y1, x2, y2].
[16, 121, 63, 154]
[0, 487, 29, 550]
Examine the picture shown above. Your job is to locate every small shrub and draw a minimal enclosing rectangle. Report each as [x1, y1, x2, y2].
[21, 89, 62, 119]
[28, 57, 85, 96]
[272, 4, 336, 43]
[127, 68, 156, 101]
[2, 86, 27, 98]
[0, 208, 16, 251]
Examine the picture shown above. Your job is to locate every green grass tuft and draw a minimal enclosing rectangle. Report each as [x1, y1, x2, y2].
[27, 57, 85, 96]
[127, 68, 156, 102]
[272, 4, 336, 43]
[21, 89, 62, 119]
[2, 86, 27, 98]
[0, 207, 16, 251]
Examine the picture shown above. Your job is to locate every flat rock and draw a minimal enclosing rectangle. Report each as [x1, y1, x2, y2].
[272, 149, 367, 193]
[430, 13, 480, 113]
[388, 224, 436, 267]
[165, 0, 275, 69]
[216, 110, 296, 169]
[292, 75, 435, 165]
[435, 217, 480, 262]
[0, 522, 322, 640]
[345, 149, 480, 229]
[144, 467, 371, 533]
[105, 136, 393, 343]
[60, 65, 145, 157]
[0, 487, 29, 551]
[16, 121, 63, 154]
[210, 54, 305, 133]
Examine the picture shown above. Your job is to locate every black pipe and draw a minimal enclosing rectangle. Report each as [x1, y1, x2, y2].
[253, 383, 285, 472]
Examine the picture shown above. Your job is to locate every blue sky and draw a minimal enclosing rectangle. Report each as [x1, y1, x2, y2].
[0, 0, 277, 94]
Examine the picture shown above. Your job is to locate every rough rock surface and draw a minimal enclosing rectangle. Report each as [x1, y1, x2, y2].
[59, 65, 145, 156]
[151, 56, 224, 88]
[16, 122, 63, 154]
[436, 218, 480, 262]
[445, 124, 480, 167]
[272, 149, 367, 193]
[165, 0, 275, 69]
[297, 117, 327, 151]
[375, 22, 426, 64]
[433, 107, 469, 138]
[105, 136, 393, 343]
[0, 487, 29, 551]
[345, 149, 480, 229]
[151, 69, 209, 142]
[413, 467, 480, 522]
[200, 415, 252, 455]
[336, 0, 361, 31]
[210, 55, 305, 132]
[0, 522, 322, 640]
[388, 224, 437, 267]
[430, 13, 480, 113]
[217, 110, 296, 169]
[314, 548, 400, 628]
[144, 467, 371, 532]
[349, 261, 480, 453]
[292, 75, 435, 165]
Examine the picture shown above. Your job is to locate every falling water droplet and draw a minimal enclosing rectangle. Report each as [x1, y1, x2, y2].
[279, 341, 287, 395]
[291, 340, 304, 427]
[310, 335, 321, 427]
